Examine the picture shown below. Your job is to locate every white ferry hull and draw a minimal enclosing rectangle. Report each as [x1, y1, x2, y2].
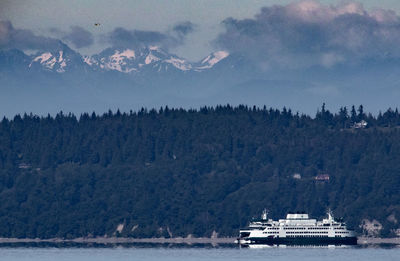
[244, 236, 357, 246]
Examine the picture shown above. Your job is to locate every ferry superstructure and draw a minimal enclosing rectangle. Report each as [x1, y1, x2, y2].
[238, 210, 357, 245]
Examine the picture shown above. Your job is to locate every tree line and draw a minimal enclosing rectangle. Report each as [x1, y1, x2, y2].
[0, 104, 399, 238]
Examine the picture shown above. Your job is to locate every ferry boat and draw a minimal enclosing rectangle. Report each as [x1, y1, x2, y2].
[238, 210, 357, 246]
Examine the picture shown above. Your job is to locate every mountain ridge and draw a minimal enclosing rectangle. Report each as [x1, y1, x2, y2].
[0, 44, 230, 75]
[3, 41, 400, 118]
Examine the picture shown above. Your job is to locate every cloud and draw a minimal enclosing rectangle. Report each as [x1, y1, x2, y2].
[0, 20, 61, 51]
[49, 26, 94, 49]
[62, 26, 94, 49]
[173, 21, 196, 36]
[107, 27, 168, 48]
[2, 20, 195, 53]
[215, 1, 400, 69]
[105, 22, 196, 50]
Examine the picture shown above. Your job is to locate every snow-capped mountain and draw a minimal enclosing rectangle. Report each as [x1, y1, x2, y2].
[28, 42, 87, 73]
[4, 43, 230, 76]
[84, 46, 224, 74]
[30, 51, 68, 72]
[85, 48, 138, 73]
[195, 51, 230, 70]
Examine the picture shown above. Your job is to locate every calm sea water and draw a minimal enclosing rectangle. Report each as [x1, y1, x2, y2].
[0, 245, 398, 261]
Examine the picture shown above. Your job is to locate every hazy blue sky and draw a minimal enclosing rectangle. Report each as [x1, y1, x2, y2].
[3, 1, 400, 116]
[2, 0, 400, 60]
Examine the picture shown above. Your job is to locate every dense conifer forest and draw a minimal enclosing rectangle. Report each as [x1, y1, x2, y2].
[0, 104, 399, 238]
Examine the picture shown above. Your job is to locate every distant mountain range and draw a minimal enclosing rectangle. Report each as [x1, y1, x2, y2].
[0, 42, 260, 116]
[2, 41, 400, 117]
[1, 42, 230, 75]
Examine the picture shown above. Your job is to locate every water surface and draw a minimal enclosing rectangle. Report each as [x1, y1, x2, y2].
[0, 244, 398, 261]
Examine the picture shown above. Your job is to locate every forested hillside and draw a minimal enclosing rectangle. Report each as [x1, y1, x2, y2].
[0, 105, 399, 238]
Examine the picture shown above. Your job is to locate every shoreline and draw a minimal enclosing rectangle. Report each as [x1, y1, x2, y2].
[0, 237, 399, 245]
[0, 237, 235, 244]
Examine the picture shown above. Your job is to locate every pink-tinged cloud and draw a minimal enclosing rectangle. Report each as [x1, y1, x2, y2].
[216, 1, 400, 69]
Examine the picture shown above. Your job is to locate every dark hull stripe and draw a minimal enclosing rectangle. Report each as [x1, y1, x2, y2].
[245, 237, 357, 245]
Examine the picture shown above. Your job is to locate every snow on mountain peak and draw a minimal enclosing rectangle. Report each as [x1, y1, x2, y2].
[58, 51, 64, 62]
[57, 51, 67, 73]
[119, 49, 136, 59]
[149, 46, 160, 51]
[29, 50, 75, 72]
[33, 52, 52, 63]
[145, 53, 160, 65]
[83, 56, 95, 66]
[103, 49, 137, 73]
[110, 49, 135, 63]
[198, 51, 229, 69]
[164, 57, 192, 71]
[30, 52, 57, 70]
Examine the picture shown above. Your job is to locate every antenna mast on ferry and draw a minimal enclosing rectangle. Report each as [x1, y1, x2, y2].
[327, 208, 333, 221]
[261, 209, 268, 220]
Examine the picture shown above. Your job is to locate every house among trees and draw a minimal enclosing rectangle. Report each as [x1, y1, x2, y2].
[18, 163, 31, 169]
[352, 120, 368, 129]
[315, 174, 330, 181]
[292, 173, 302, 180]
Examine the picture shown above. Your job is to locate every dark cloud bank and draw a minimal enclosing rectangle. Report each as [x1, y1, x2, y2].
[0, 21, 94, 51]
[105, 21, 195, 50]
[0, 20, 62, 51]
[0, 20, 194, 52]
[173, 21, 195, 37]
[49, 26, 94, 49]
[62, 26, 94, 49]
[216, 1, 400, 69]
[106, 28, 169, 49]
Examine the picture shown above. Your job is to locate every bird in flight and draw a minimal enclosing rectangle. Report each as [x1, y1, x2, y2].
[94, 23, 100, 26]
